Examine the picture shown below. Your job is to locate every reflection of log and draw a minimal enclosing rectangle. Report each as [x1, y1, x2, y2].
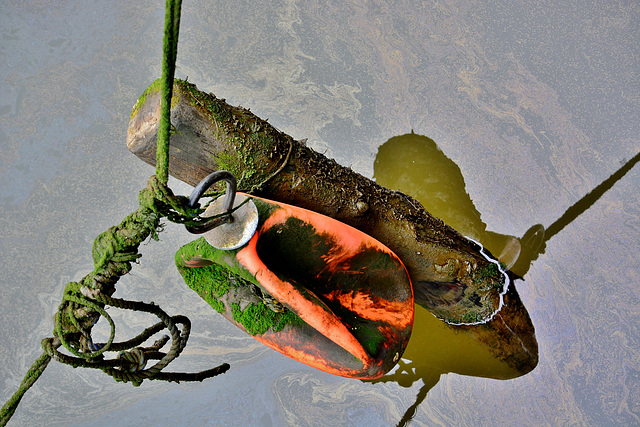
[371, 132, 537, 383]
[128, 79, 505, 324]
[376, 279, 538, 390]
[383, 279, 537, 423]
[374, 132, 523, 271]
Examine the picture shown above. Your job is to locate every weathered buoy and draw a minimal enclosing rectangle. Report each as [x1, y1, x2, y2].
[176, 195, 414, 379]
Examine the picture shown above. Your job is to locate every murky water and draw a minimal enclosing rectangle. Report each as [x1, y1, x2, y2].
[1, 1, 639, 425]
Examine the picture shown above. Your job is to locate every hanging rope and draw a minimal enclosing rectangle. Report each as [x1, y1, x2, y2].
[156, 0, 182, 184]
[0, 2, 230, 425]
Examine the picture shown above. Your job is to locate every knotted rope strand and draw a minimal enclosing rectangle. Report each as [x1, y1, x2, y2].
[0, 2, 230, 425]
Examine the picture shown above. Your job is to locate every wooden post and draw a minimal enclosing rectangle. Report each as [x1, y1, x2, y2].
[127, 81, 537, 374]
[128, 79, 508, 324]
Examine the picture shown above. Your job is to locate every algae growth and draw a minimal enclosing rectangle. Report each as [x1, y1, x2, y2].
[130, 78, 180, 120]
[175, 237, 303, 335]
[175, 79, 284, 191]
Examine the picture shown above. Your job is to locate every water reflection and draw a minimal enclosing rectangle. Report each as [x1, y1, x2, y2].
[373, 282, 537, 425]
[512, 148, 640, 277]
[374, 131, 527, 275]
[370, 132, 537, 424]
[374, 131, 640, 279]
[371, 131, 640, 424]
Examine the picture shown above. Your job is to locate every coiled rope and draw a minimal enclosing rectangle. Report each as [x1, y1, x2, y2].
[0, 1, 230, 425]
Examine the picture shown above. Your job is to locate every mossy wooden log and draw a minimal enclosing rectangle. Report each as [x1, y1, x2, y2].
[128, 79, 537, 374]
[128, 79, 506, 325]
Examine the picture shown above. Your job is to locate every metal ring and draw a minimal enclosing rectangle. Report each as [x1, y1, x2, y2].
[186, 171, 237, 234]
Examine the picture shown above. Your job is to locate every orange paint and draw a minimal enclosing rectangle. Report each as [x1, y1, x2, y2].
[252, 331, 386, 379]
[238, 234, 374, 366]
[324, 290, 413, 330]
[260, 206, 372, 256]
[184, 194, 414, 379]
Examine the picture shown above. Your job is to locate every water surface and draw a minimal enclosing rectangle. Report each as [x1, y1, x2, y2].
[1, 1, 639, 425]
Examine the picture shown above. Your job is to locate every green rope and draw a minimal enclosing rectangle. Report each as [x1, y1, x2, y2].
[156, 0, 183, 184]
[1, 176, 231, 425]
[59, 292, 117, 358]
[0, 2, 232, 425]
[44, 292, 229, 387]
[0, 351, 52, 426]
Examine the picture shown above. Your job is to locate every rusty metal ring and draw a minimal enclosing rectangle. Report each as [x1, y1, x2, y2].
[186, 171, 237, 234]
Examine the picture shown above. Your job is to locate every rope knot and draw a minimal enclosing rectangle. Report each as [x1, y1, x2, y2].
[118, 348, 147, 373]
[117, 335, 170, 373]
[0, 2, 231, 423]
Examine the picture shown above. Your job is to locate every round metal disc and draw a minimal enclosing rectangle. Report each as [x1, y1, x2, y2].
[202, 194, 259, 250]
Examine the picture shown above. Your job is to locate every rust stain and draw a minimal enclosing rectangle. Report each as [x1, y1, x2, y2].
[237, 234, 373, 366]
[325, 290, 413, 330]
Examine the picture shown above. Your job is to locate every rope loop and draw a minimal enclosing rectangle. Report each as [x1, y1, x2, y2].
[0, 1, 232, 424]
[48, 287, 228, 388]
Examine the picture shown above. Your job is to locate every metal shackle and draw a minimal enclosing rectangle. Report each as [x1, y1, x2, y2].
[186, 170, 237, 234]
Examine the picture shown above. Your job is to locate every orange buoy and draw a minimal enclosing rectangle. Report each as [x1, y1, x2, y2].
[177, 174, 413, 379]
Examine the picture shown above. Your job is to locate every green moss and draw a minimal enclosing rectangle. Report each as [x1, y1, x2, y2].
[178, 79, 234, 124]
[178, 262, 230, 313]
[473, 262, 502, 285]
[230, 301, 304, 336]
[214, 149, 243, 177]
[353, 323, 386, 357]
[176, 237, 239, 314]
[175, 236, 305, 335]
[130, 78, 180, 120]
[460, 311, 483, 324]
[173, 79, 284, 192]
